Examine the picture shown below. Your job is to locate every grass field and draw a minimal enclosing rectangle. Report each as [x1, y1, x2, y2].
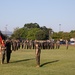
[0, 45, 75, 75]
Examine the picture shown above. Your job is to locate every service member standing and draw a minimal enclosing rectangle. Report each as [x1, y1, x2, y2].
[5, 39, 12, 63]
[66, 40, 69, 49]
[35, 42, 41, 67]
[56, 40, 60, 49]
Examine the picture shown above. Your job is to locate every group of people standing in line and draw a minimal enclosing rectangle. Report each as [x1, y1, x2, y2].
[11, 39, 60, 51]
[11, 39, 68, 50]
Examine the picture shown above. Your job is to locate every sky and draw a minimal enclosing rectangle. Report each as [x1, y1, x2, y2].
[0, 0, 75, 32]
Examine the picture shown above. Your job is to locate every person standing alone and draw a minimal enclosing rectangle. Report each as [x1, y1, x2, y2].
[35, 42, 41, 67]
[66, 40, 69, 49]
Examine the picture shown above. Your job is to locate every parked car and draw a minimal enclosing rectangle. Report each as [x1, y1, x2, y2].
[60, 41, 66, 44]
[69, 41, 75, 45]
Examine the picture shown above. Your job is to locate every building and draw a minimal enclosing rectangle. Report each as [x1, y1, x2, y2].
[1, 31, 13, 37]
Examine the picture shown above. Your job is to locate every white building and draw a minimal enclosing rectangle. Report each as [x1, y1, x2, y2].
[1, 31, 13, 37]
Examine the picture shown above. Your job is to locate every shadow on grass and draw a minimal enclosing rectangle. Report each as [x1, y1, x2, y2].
[10, 58, 35, 63]
[40, 60, 59, 67]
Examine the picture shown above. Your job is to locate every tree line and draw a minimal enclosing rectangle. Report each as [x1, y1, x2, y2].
[10, 23, 75, 41]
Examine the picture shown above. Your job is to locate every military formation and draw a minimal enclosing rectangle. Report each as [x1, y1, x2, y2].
[10, 39, 61, 50]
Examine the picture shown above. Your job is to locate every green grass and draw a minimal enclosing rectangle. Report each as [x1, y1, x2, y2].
[0, 45, 75, 75]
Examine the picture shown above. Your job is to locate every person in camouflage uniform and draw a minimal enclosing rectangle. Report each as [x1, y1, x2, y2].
[35, 42, 41, 67]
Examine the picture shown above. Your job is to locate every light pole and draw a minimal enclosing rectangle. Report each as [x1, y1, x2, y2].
[59, 24, 61, 32]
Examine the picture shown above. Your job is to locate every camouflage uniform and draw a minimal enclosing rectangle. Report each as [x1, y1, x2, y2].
[35, 42, 41, 67]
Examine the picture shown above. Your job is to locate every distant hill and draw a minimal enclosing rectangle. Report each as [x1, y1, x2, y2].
[1, 31, 13, 37]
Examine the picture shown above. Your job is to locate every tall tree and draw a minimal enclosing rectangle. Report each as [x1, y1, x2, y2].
[11, 23, 53, 40]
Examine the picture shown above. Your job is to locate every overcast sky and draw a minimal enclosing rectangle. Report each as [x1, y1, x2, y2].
[0, 0, 75, 32]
